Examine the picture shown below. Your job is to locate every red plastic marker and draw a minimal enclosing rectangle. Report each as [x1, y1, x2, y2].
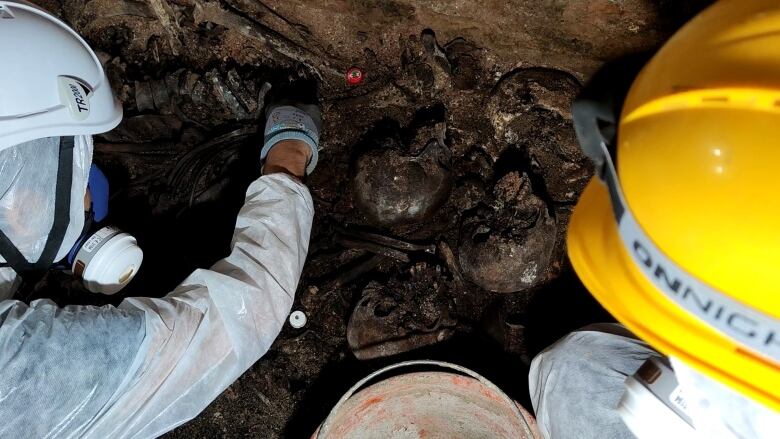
[346, 67, 364, 85]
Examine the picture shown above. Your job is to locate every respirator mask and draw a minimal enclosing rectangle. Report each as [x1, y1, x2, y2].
[0, 135, 142, 295]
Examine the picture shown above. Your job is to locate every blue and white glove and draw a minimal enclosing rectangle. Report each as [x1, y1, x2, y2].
[262, 105, 321, 175]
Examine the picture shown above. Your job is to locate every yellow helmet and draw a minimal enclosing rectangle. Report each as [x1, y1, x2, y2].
[569, 0, 780, 411]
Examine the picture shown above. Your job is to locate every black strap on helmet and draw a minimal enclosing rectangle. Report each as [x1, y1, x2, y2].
[572, 53, 652, 166]
[0, 136, 74, 282]
[571, 52, 652, 220]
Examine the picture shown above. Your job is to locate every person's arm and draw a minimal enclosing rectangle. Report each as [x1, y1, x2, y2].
[101, 170, 314, 438]
[0, 142, 314, 439]
[528, 324, 663, 439]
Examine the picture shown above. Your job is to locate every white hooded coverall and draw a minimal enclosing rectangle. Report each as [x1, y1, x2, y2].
[0, 172, 313, 438]
[530, 324, 780, 439]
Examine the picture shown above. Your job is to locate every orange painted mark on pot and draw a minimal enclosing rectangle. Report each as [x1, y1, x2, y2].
[451, 375, 470, 386]
[480, 387, 504, 403]
[354, 396, 385, 417]
[364, 396, 383, 406]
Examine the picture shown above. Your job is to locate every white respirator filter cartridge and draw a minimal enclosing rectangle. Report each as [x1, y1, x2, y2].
[71, 226, 143, 294]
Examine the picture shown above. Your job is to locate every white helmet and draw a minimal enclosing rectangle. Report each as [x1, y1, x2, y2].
[0, 1, 122, 150]
[0, 2, 138, 294]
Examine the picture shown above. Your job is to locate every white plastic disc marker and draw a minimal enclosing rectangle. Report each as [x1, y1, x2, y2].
[289, 310, 307, 328]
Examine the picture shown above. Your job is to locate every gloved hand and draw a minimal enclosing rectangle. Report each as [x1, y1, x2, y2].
[263, 140, 313, 179]
[261, 80, 322, 175]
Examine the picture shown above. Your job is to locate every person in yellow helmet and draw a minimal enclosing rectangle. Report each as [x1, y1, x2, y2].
[528, 1, 780, 437]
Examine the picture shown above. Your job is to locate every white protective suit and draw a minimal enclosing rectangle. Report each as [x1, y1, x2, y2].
[529, 324, 780, 439]
[0, 171, 313, 438]
[0, 135, 94, 299]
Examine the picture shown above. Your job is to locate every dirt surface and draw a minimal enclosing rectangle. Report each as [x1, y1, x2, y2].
[27, 0, 713, 437]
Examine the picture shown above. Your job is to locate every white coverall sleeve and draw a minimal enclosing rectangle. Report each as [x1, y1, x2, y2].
[530, 324, 780, 439]
[0, 267, 20, 301]
[100, 173, 314, 438]
[0, 173, 313, 439]
[528, 323, 663, 439]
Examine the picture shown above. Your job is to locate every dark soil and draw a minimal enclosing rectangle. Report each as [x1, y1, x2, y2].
[25, 0, 714, 437]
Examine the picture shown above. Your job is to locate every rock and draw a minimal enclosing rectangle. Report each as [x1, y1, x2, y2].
[353, 139, 453, 227]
